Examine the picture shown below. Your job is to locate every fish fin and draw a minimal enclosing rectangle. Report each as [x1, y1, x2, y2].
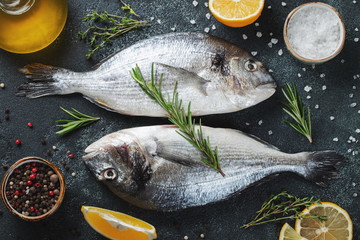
[153, 62, 210, 96]
[82, 96, 118, 113]
[305, 151, 346, 187]
[238, 131, 280, 151]
[17, 63, 71, 98]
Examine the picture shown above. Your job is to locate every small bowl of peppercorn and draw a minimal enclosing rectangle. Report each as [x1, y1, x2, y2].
[1, 157, 65, 221]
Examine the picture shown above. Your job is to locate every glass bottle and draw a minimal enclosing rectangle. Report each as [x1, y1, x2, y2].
[0, 0, 68, 54]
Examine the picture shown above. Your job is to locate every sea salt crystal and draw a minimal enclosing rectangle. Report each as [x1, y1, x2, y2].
[302, 67, 306, 71]
[245, 122, 250, 126]
[242, 34, 248, 40]
[171, 26, 176, 31]
[157, 19, 162, 24]
[271, 38, 278, 44]
[251, 51, 258, 56]
[356, 129, 360, 133]
[258, 120, 263, 125]
[350, 103, 357, 108]
[286, 4, 342, 60]
[211, 25, 216, 30]
[322, 85, 327, 91]
[268, 42, 273, 48]
[278, 49, 283, 56]
[355, 27, 359, 31]
[281, 2, 287, 7]
[205, 13, 211, 19]
[353, 182, 357, 186]
[204, 2, 208, 7]
[204, 27, 210, 33]
[256, 32, 262, 38]
[306, 95, 311, 99]
[190, 20, 196, 24]
[304, 85, 312, 92]
[269, 32, 273, 36]
[349, 93, 354, 98]
[192, 0, 198, 7]
[355, 38, 359, 42]
[353, 86, 357, 90]
[268, 5, 272, 9]
[353, 0, 357, 4]
[268, 130, 273, 135]
[269, 69, 273, 73]
[315, 104, 319, 109]
[255, 22, 260, 27]
[298, 73, 302, 77]
[330, 116, 335, 120]
[150, 17, 155, 21]
[353, 193, 358, 198]
[333, 137, 339, 142]
[320, 73, 326, 78]
[341, 59, 345, 63]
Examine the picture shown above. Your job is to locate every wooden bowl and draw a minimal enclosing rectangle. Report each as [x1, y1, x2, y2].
[283, 2, 346, 64]
[1, 157, 65, 221]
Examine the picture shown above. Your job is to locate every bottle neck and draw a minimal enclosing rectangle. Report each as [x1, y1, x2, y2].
[0, 0, 35, 15]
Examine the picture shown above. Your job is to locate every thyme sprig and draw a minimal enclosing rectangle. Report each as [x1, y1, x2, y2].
[130, 64, 225, 177]
[79, 2, 148, 58]
[281, 83, 312, 143]
[242, 191, 327, 228]
[120, 0, 139, 16]
[56, 107, 100, 135]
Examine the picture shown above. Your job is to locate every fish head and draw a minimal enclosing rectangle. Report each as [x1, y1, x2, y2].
[82, 132, 151, 194]
[223, 54, 276, 109]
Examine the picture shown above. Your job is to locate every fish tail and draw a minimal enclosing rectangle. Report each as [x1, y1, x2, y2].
[17, 63, 75, 98]
[304, 151, 346, 187]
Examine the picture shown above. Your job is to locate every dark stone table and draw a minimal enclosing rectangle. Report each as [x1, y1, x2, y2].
[0, 0, 359, 239]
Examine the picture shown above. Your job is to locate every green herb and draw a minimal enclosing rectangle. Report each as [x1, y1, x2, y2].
[242, 191, 327, 228]
[281, 83, 312, 143]
[56, 107, 100, 135]
[130, 64, 225, 177]
[120, 0, 139, 16]
[79, 2, 148, 58]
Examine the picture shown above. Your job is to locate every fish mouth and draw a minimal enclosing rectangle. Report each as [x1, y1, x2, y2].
[256, 81, 277, 89]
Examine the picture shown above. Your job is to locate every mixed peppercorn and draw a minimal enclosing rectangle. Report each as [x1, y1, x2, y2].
[5, 161, 61, 217]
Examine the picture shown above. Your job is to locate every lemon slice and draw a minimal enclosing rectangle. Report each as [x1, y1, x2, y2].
[279, 223, 308, 240]
[209, 0, 265, 27]
[295, 202, 353, 240]
[81, 206, 157, 240]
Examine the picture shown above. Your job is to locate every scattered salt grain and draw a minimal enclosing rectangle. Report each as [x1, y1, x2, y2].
[245, 122, 250, 126]
[349, 93, 354, 98]
[71, 172, 77, 177]
[298, 73, 302, 77]
[350, 103, 357, 108]
[190, 20, 196, 25]
[271, 38, 278, 44]
[269, 69, 273, 73]
[330, 116, 335, 121]
[306, 95, 311, 99]
[354, 38, 359, 42]
[269, 32, 273, 36]
[170, 26, 176, 31]
[268, 42, 273, 48]
[286, 4, 343, 60]
[211, 25, 216, 30]
[353, 193, 358, 197]
[341, 59, 345, 63]
[157, 19, 162, 24]
[304, 85, 312, 92]
[356, 129, 360, 133]
[352, 182, 357, 186]
[256, 32, 262, 38]
[281, 2, 287, 7]
[52, 146, 57, 150]
[184, 236, 189, 240]
[320, 73, 326, 78]
[268, 130, 273, 135]
[278, 49, 283, 56]
[353, 0, 357, 4]
[242, 34, 248, 40]
[204, 27, 210, 33]
[192, 0, 198, 7]
[268, 5, 272, 9]
[333, 137, 339, 142]
[205, 13, 211, 19]
[315, 104, 319, 109]
[322, 85, 327, 91]
[200, 234, 205, 239]
[353, 86, 357, 90]
[356, 28, 359, 31]
[0, 83, 4, 89]
[204, 2, 208, 7]
[251, 51, 258, 56]
[258, 120, 263, 125]
[302, 67, 306, 71]
[150, 17, 155, 21]
[255, 22, 260, 27]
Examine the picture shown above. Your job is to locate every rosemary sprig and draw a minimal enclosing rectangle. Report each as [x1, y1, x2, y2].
[79, 2, 148, 58]
[56, 107, 100, 135]
[130, 64, 225, 177]
[281, 83, 312, 143]
[242, 191, 327, 228]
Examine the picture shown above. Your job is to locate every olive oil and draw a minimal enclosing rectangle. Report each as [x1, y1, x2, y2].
[0, 0, 67, 54]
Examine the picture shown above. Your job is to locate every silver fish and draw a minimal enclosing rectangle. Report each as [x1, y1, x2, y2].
[18, 32, 276, 117]
[83, 125, 345, 211]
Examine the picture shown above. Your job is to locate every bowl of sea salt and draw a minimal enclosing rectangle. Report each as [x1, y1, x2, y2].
[284, 2, 345, 64]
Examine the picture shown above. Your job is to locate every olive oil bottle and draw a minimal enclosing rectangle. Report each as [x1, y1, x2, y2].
[0, 0, 67, 54]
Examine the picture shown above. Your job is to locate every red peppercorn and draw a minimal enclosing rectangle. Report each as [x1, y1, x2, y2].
[15, 139, 21, 145]
[27, 180, 33, 186]
[34, 209, 39, 213]
[31, 162, 36, 167]
[48, 191, 54, 196]
[29, 174, 36, 180]
[27, 122, 33, 128]
[34, 183, 42, 188]
[14, 190, 20, 196]
[14, 169, 19, 173]
[29, 207, 35, 212]
[68, 153, 75, 159]
[31, 168, 37, 173]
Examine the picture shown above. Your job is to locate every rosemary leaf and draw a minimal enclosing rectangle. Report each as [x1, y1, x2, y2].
[130, 64, 225, 176]
[281, 83, 312, 143]
[56, 107, 100, 135]
[242, 191, 326, 228]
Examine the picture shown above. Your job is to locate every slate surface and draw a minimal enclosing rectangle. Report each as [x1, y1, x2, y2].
[0, 0, 359, 239]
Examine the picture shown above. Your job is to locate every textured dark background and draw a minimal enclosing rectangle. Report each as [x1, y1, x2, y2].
[0, 0, 359, 239]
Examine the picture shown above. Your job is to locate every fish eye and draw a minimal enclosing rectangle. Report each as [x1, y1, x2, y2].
[102, 168, 118, 180]
[245, 60, 258, 72]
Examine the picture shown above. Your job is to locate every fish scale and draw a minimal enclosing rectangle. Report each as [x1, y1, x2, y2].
[18, 32, 276, 117]
[83, 125, 345, 211]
